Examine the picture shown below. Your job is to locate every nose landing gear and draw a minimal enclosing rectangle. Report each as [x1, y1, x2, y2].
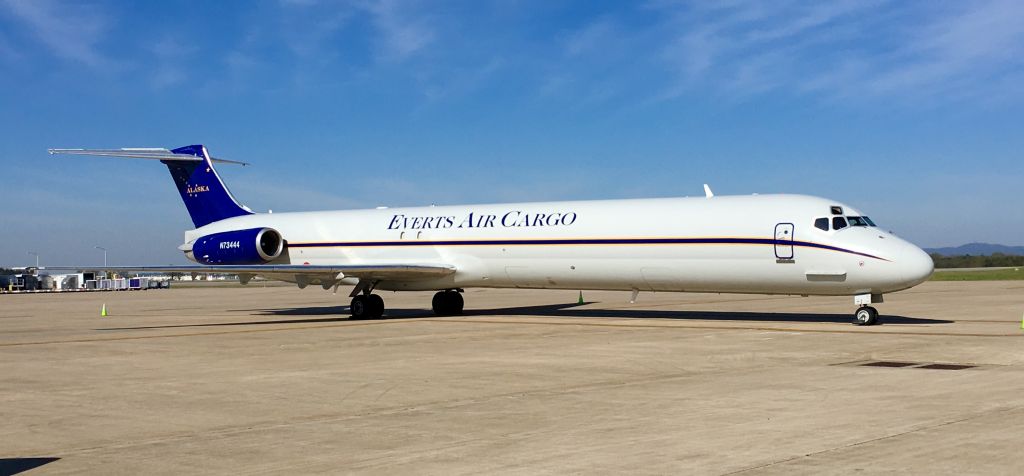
[853, 293, 883, 326]
[854, 306, 878, 326]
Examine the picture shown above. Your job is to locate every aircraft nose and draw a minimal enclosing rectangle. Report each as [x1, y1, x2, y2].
[901, 242, 934, 286]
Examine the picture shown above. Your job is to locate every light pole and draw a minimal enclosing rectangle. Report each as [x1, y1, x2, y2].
[28, 251, 39, 268]
[95, 246, 107, 267]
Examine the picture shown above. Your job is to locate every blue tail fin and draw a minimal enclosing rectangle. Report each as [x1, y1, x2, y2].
[164, 145, 252, 227]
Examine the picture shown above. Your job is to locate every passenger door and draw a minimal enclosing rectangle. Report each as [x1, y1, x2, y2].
[774, 223, 794, 260]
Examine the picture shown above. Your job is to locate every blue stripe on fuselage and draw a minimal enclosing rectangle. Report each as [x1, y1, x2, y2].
[286, 237, 888, 261]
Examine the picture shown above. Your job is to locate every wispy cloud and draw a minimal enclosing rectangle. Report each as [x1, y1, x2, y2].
[3, 0, 1020, 109]
[362, 0, 435, 61]
[864, 0, 1024, 98]
[563, 17, 617, 57]
[654, 0, 884, 97]
[648, 0, 1024, 104]
[149, 35, 196, 89]
[1, 0, 114, 68]
[277, 1, 352, 59]
[413, 57, 505, 105]
[275, 0, 435, 63]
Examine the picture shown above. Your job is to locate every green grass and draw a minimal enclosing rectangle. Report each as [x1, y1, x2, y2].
[930, 268, 1024, 281]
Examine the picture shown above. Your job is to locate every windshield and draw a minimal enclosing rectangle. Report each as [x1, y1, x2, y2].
[816, 213, 878, 231]
[847, 216, 876, 227]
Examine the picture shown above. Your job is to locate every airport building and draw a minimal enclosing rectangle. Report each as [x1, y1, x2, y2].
[0, 269, 171, 293]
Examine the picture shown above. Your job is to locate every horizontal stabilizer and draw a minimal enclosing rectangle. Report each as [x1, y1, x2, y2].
[51, 144, 253, 227]
[48, 148, 249, 166]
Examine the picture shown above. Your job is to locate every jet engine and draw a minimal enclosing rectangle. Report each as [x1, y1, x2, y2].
[191, 227, 285, 265]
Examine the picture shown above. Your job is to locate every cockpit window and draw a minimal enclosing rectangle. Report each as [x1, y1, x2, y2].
[847, 216, 869, 227]
[832, 216, 848, 230]
[847, 216, 877, 227]
[814, 217, 829, 231]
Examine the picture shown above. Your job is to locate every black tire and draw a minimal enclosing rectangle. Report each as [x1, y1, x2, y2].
[432, 290, 464, 316]
[367, 294, 385, 318]
[350, 295, 369, 319]
[446, 290, 464, 315]
[854, 306, 878, 326]
[431, 291, 448, 316]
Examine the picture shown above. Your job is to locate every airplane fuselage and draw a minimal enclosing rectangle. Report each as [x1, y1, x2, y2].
[185, 194, 934, 296]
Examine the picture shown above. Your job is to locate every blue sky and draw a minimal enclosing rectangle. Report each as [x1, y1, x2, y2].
[1, 0, 1022, 266]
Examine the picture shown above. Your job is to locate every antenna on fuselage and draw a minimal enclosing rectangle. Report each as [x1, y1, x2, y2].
[703, 184, 714, 198]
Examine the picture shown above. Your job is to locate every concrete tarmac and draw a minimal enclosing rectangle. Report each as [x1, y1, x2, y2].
[1, 281, 1022, 475]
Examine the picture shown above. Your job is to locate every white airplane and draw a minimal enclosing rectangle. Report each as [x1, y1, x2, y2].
[49, 145, 933, 325]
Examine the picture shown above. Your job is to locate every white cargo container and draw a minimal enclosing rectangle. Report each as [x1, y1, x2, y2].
[52, 274, 83, 290]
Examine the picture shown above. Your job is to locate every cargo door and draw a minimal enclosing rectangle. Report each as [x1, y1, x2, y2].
[774, 223, 794, 260]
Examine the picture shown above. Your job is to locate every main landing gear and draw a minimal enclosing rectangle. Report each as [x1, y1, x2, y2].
[348, 287, 464, 319]
[350, 294, 385, 320]
[432, 290, 464, 316]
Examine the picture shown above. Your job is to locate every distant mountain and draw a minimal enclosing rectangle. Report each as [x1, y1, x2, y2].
[924, 243, 1024, 256]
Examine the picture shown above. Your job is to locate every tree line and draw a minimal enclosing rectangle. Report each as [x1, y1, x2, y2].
[930, 253, 1024, 269]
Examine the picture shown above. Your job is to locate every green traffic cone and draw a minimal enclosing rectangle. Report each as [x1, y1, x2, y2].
[101, 303, 107, 317]
[578, 291, 584, 305]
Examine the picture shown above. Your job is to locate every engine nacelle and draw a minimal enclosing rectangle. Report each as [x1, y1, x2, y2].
[191, 228, 285, 265]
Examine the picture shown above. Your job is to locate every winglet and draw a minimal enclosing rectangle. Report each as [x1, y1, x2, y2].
[703, 184, 714, 198]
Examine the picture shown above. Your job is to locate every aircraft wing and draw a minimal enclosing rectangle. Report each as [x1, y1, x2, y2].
[44, 264, 456, 283]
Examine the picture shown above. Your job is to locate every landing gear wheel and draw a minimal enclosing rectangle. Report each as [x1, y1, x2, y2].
[431, 290, 464, 316]
[447, 291, 464, 315]
[431, 291, 449, 316]
[350, 295, 370, 320]
[351, 294, 385, 319]
[367, 294, 385, 318]
[854, 306, 879, 326]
